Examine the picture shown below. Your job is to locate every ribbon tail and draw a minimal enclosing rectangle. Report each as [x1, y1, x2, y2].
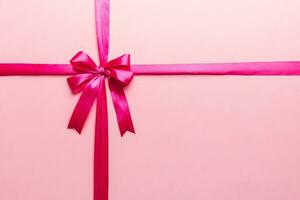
[68, 77, 100, 133]
[108, 79, 135, 136]
[94, 76, 109, 200]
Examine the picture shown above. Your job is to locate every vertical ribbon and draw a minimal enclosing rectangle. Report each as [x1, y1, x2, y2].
[94, 76, 109, 200]
[95, 0, 109, 200]
[95, 0, 110, 65]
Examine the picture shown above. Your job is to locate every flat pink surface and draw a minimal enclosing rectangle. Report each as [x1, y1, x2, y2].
[1, 0, 300, 199]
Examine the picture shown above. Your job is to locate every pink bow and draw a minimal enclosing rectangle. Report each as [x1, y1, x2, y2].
[67, 51, 135, 135]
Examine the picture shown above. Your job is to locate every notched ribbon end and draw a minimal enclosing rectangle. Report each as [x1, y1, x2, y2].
[120, 126, 136, 137]
[67, 122, 83, 134]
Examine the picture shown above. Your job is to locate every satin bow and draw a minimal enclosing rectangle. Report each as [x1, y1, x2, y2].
[67, 51, 135, 135]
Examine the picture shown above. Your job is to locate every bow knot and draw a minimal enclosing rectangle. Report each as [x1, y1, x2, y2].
[98, 67, 111, 78]
[69, 51, 133, 87]
[67, 51, 135, 136]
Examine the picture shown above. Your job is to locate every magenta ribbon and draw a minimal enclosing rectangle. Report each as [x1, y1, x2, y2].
[67, 50, 136, 200]
[2, 0, 300, 200]
[67, 51, 135, 200]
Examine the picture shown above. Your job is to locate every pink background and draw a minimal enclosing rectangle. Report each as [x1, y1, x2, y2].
[1, 0, 300, 199]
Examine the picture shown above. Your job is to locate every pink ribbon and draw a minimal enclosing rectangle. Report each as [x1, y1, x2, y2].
[67, 51, 135, 200]
[1, 0, 300, 200]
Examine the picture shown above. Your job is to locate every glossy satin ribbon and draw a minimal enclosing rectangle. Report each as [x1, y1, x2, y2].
[67, 51, 135, 200]
[1, 0, 300, 200]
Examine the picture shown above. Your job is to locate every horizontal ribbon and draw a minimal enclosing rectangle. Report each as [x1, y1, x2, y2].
[1, 0, 300, 200]
[2, 61, 300, 76]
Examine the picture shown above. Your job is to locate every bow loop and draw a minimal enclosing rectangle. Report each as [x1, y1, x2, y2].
[70, 51, 98, 73]
[107, 54, 130, 67]
[107, 68, 134, 86]
[67, 73, 98, 94]
[106, 54, 134, 86]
